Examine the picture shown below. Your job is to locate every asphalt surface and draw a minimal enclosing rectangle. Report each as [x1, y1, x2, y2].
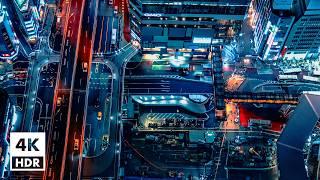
[93, 15, 119, 54]
[31, 63, 58, 134]
[22, 53, 59, 131]
[82, 43, 138, 178]
[84, 62, 112, 157]
[82, 61, 120, 178]
[45, 0, 89, 178]
[59, 0, 99, 178]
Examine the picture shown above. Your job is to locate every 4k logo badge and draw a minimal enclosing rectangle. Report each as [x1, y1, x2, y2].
[10, 132, 45, 171]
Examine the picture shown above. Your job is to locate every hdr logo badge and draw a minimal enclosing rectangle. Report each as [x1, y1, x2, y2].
[10, 132, 45, 171]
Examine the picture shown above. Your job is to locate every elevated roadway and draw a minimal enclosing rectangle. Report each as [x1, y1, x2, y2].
[226, 79, 320, 104]
[45, 0, 98, 178]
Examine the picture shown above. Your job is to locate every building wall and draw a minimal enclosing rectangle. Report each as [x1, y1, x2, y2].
[284, 15, 320, 57]
[280, 0, 320, 59]
[13, 0, 39, 41]
[252, 0, 320, 61]
[252, 0, 272, 54]
[261, 15, 295, 61]
[0, 11, 19, 60]
[0, 89, 10, 177]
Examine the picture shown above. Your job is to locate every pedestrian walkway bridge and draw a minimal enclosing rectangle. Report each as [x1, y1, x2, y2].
[225, 92, 299, 104]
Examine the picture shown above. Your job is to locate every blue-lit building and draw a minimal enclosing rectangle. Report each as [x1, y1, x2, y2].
[253, 0, 320, 61]
[129, 0, 250, 57]
[252, 0, 272, 55]
[0, 9, 19, 61]
[251, 0, 295, 61]
[282, 0, 320, 60]
[259, 14, 295, 61]
[13, 0, 39, 42]
[0, 89, 12, 178]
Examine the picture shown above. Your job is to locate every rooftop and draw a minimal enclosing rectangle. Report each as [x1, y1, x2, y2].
[14, 0, 29, 11]
[305, 0, 320, 15]
[306, 0, 320, 10]
[131, 95, 208, 114]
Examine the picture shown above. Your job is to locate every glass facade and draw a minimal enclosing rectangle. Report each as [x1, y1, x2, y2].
[13, 0, 39, 41]
[252, 0, 272, 54]
[0, 11, 19, 60]
[285, 16, 320, 53]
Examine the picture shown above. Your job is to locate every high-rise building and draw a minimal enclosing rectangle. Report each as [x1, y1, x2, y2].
[0, 89, 11, 177]
[13, 0, 39, 42]
[0, 8, 19, 61]
[283, 0, 320, 60]
[261, 14, 295, 61]
[129, 0, 250, 57]
[251, 0, 295, 61]
[251, 0, 272, 54]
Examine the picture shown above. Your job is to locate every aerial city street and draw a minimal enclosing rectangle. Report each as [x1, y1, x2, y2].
[0, 0, 320, 179]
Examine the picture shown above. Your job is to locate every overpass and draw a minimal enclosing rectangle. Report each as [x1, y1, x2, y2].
[45, 0, 98, 178]
[225, 92, 299, 104]
[225, 79, 320, 104]
[252, 81, 320, 93]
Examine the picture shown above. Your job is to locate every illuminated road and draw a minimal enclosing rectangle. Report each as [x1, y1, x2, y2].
[61, 0, 98, 178]
[22, 54, 59, 132]
[82, 60, 120, 178]
[82, 43, 138, 178]
[44, 0, 93, 178]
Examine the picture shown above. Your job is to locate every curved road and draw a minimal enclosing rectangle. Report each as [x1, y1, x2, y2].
[82, 44, 138, 177]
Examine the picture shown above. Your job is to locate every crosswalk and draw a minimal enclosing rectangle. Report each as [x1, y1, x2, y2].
[124, 79, 171, 94]
[127, 75, 186, 80]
